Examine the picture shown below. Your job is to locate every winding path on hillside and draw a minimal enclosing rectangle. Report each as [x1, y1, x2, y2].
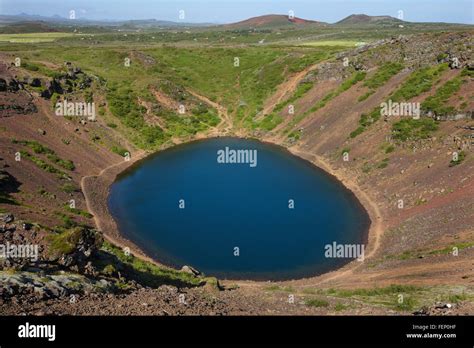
[150, 85, 232, 133]
[79, 148, 166, 265]
[80, 148, 146, 230]
[260, 61, 322, 117]
[187, 89, 233, 132]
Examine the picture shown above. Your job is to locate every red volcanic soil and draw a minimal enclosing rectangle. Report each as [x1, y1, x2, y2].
[225, 14, 326, 29]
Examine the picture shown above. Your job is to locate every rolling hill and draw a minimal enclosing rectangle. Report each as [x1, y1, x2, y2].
[336, 14, 404, 26]
[223, 14, 327, 29]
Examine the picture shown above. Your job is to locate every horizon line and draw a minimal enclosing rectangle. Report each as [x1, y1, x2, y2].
[2, 12, 473, 26]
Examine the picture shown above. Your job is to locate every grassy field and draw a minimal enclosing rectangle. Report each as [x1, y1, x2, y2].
[301, 40, 365, 47]
[2, 25, 468, 149]
[266, 283, 473, 312]
[0, 32, 79, 43]
[3, 39, 343, 148]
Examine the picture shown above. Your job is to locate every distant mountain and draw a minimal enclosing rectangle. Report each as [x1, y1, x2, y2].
[336, 14, 404, 26]
[0, 21, 60, 34]
[224, 14, 328, 30]
[0, 14, 69, 24]
[0, 14, 211, 29]
[114, 19, 212, 28]
[0, 13, 470, 33]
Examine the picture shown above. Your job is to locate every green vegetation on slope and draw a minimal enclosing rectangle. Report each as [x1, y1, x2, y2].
[12, 139, 75, 171]
[383, 241, 474, 262]
[284, 71, 367, 136]
[100, 241, 204, 288]
[391, 63, 448, 102]
[18, 150, 70, 180]
[422, 76, 462, 116]
[350, 107, 382, 138]
[358, 62, 404, 101]
[111, 145, 129, 157]
[11, 44, 342, 147]
[274, 81, 314, 114]
[107, 85, 167, 148]
[450, 150, 467, 167]
[351, 64, 447, 139]
[325, 285, 422, 311]
[48, 227, 87, 257]
[305, 298, 329, 308]
[297, 284, 473, 312]
[391, 118, 439, 141]
[148, 46, 331, 129]
[258, 113, 284, 131]
[256, 79, 316, 131]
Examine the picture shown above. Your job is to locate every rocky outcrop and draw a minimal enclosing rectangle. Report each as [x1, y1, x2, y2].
[40, 79, 63, 99]
[0, 77, 21, 92]
[0, 61, 93, 100]
[0, 99, 37, 115]
[0, 271, 113, 303]
[181, 265, 201, 276]
[432, 111, 474, 121]
[0, 78, 7, 92]
[130, 51, 157, 67]
[39, 64, 92, 99]
[1, 213, 14, 224]
[0, 73, 38, 116]
[47, 227, 104, 274]
[0, 211, 104, 275]
[413, 302, 459, 316]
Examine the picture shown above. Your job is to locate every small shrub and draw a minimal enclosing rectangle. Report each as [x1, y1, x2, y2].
[47, 227, 84, 258]
[385, 145, 395, 154]
[364, 62, 403, 90]
[102, 264, 117, 276]
[377, 158, 390, 169]
[305, 298, 329, 308]
[66, 206, 93, 218]
[111, 146, 129, 157]
[334, 302, 349, 312]
[60, 183, 78, 193]
[392, 118, 439, 141]
[449, 151, 466, 167]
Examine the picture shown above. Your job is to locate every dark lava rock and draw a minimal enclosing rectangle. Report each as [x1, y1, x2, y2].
[45, 79, 63, 94]
[2, 214, 14, 223]
[28, 78, 42, 87]
[0, 78, 7, 91]
[7, 79, 20, 92]
[40, 89, 52, 99]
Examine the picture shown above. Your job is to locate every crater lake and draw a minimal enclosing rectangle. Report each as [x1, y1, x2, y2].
[108, 137, 370, 280]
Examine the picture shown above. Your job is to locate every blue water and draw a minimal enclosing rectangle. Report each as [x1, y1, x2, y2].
[108, 137, 369, 280]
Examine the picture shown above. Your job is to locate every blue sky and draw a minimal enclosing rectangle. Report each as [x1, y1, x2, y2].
[1, 0, 473, 24]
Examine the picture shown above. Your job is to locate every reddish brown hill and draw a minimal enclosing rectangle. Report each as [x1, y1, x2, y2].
[336, 14, 403, 26]
[224, 14, 327, 29]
